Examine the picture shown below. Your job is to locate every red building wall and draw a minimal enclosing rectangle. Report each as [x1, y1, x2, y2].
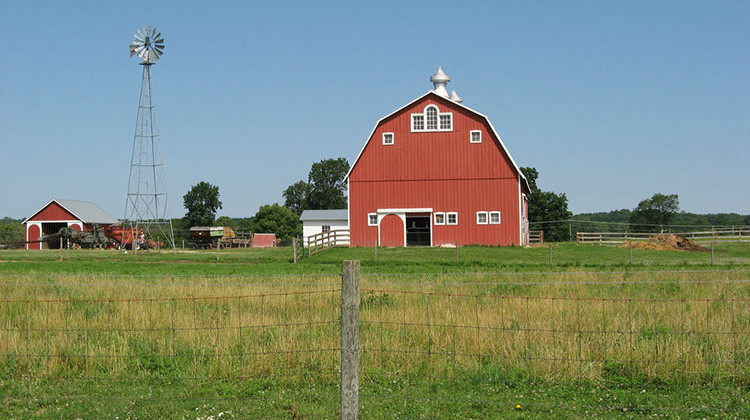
[28, 202, 77, 221]
[349, 93, 524, 247]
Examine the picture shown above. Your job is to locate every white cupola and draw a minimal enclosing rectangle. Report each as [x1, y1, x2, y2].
[449, 89, 463, 103]
[430, 66, 451, 98]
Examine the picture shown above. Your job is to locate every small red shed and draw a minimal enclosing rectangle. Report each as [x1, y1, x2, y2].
[23, 199, 118, 250]
[346, 68, 530, 247]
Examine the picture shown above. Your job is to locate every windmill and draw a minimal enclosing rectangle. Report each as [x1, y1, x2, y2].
[124, 26, 175, 250]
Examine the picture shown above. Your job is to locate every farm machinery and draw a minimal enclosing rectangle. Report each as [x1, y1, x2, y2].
[189, 226, 237, 249]
[40, 225, 110, 249]
[104, 225, 162, 250]
[40, 225, 163, 250]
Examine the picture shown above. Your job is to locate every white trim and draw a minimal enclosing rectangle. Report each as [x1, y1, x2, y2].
[489, 211, 501, 225]
[476, 211, 488, 225]
[377, 208, 432, 214]
[367, 213, 378, 226]
[518, 173, 524, 245]
[447, 212, 458, 225]
[434, 212, 445, 225]
[23, 219, 83, 224]
[470, 130, 482, 143]
[344, 90, 530, 194]
[382, 132, 394, 145]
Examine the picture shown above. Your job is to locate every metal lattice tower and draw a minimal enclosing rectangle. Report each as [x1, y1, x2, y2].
[124, 26, 175, 250]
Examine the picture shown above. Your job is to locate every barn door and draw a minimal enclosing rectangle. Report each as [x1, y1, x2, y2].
[379, 214, 404, 247]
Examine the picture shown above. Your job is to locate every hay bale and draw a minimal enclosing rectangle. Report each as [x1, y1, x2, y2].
[619, 234, 709, 252]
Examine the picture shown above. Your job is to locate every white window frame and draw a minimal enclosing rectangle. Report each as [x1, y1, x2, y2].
[411, 105, 454, 132]
[446, 212, 458, 225]
[434, 212, 445, 225]
[368, 213, 378, 226]
[489, 211, 501, 225]
[476, 211, 488, 225]
[470, 130, 482, 143]
[412, 115, 424, 131]
[382, 132, 394, 145]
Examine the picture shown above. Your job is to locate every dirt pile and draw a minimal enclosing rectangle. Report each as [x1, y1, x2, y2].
[619, 234, 709, 252]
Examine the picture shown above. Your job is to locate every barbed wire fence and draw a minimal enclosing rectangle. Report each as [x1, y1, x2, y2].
[2, 264, 749, 418]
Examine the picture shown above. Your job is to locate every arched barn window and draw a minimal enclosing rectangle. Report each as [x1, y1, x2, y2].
[426, 106, 438, 130]
[412, 105, 453, 132]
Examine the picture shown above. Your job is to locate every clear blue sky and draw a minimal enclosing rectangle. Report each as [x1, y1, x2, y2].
[1, 1, 748, 220]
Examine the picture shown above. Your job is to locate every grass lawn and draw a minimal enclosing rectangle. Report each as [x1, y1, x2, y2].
[1, 244, 749, 418]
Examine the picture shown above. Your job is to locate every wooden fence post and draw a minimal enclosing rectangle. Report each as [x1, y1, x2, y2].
[629, 242, 633, 264]
[374, 239, 378, 263]
[341, 260, 360, 420]
[455, 241, 459, 262]
[711, 242, 714, 266]
[548, 243, 552, 264]
[293, 238, 299, 263]
[59, 237, 63, 261]
[215, 239, 220, 261]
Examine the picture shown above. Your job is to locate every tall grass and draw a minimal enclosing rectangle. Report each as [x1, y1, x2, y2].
[2, 270, 747, 385]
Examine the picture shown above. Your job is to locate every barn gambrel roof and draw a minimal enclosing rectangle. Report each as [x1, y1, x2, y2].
[344, 91, 530, 192]
[23, 199, 118, 225]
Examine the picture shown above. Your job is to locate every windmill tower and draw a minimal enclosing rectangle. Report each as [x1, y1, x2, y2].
[124, 26, 175, 250]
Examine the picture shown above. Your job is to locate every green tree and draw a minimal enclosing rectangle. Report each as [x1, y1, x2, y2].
[520, 167, 573, 242]
[183, 181, 223, 228]
[252, 204, 301, 241]
[283, 157, 350, 213]
[283, 180, 312, 215]
[0, 217, 24, 243]
[629, 193, 679, 232]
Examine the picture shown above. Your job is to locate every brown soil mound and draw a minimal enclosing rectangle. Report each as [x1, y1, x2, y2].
[619, 234, 709, 252]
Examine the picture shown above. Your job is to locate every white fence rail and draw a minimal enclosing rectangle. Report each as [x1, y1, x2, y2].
[577, 227, 749, 245]
[307, 229, 350, 256]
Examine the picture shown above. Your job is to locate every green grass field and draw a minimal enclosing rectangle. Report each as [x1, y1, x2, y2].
[1, 244, 749, 418]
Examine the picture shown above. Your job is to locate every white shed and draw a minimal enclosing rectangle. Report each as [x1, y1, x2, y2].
[300, 209, 349, 247]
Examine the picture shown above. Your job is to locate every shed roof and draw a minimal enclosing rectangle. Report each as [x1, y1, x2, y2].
[23, 199, 119, 225]
[300, 209, 349, 222]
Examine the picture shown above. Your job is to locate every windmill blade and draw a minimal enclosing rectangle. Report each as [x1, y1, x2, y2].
[153, 32, 162, 41]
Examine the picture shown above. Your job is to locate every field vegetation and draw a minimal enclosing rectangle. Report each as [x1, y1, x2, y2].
[1, 244, 749, 418]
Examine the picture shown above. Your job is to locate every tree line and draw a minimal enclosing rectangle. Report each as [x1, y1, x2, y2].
[180, 158, 350, 242]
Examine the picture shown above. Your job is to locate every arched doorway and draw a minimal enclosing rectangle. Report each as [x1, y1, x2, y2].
[27, 224, 41, 250]
[379, 214, 404, 247]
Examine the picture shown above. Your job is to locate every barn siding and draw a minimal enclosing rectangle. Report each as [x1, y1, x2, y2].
[28, 202, 78, 222]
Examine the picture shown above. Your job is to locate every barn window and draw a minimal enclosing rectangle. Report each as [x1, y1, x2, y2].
[411, 105, 453, 132]
[426, 106, 438, 130]
[470, 130, 482, 143]
[368, 213, 378, 226]
[476, 212, 488, 225]
[490, 211, 501, 224]
[382, 132, 394, 145]
[440, 114, 452, 130]
[434, 213, 445, 225]
[412, 115, 424, 131]
[322, 225, 331, 233]
[447, 212, 458, 225]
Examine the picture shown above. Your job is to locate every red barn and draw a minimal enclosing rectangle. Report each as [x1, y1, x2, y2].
[346, 68, 530, 247]
[23, 199, 118, 250]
